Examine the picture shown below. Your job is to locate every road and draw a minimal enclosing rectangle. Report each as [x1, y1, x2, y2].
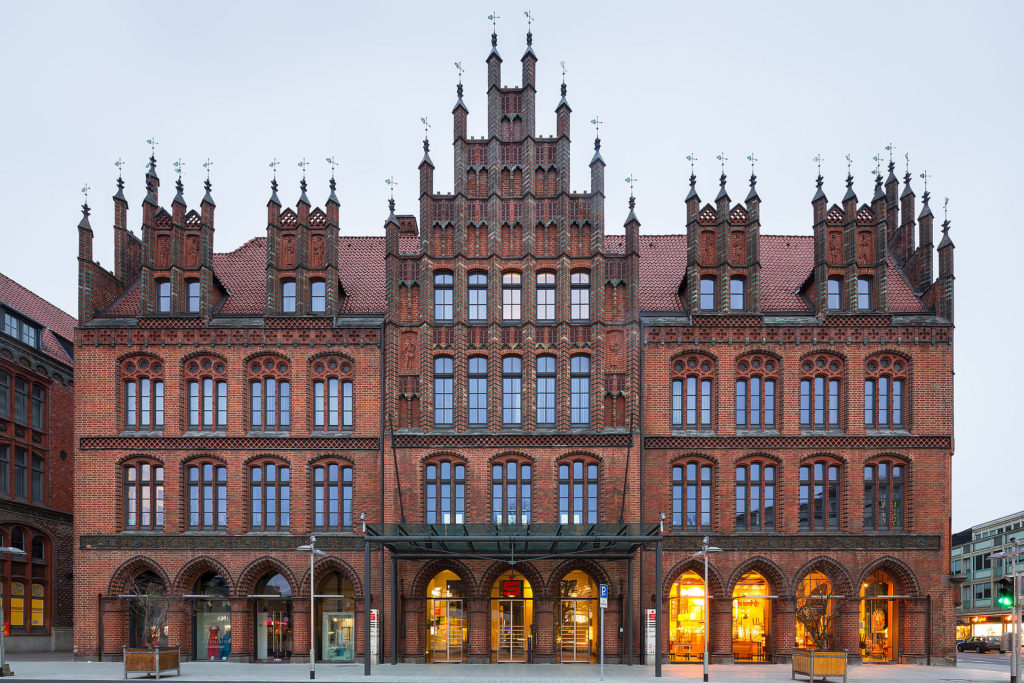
[958, 650, 1017, 671]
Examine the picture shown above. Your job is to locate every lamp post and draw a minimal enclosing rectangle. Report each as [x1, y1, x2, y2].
[690, 536, 721, 683]
[993, 537, 1022, 683]
[297, 536, 327, 680]
[0, 546, 26, 677]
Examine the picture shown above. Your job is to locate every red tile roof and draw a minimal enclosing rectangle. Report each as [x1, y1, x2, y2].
[0, 272, 76, 365]
[103, 233, 926, 318]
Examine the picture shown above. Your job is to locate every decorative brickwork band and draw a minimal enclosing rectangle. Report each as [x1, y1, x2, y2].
[644, 434, 951, 450]
[393, 432, 632, 448]
[79, 436, 379, 451]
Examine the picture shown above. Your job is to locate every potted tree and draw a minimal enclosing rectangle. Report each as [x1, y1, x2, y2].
[792, 580, 847, 682]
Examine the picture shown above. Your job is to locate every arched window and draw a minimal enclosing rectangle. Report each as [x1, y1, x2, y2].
[124, 459, 164, 530]
[187, 462, 227, 530]
[735, 353, 777, 430]
[570, 271, 590, 321]
[799, 459, 840, 531]
[865, 353, 907, 430]
[467, 356, 488, 427]
[250, 461, 290, 531]
[248, 356, 290, 431]
[536, 355, 556, 426]
[468, 271, 488, 321]
[857, 277, 872, 310]
[31, 384, 45, 430]
[735, 460, 776, 531]
[559, 458, 598, 524]
[311, 356, 355, 432]
[827, 277, 842, 311]
[313, 462, 353, 530]
[570, 355, 590, 426]
[502, 356, 522, 426]
[671, 353, 714, 430]
[425, 459, 465, 524]
[799, 353, 843, 430]
[281, 279, 296, 313]
[730, 277, 745, 311]
[864, 459, 906, 531]
[186, 279, 201, 313]
[671, 461, 712, 531]
[13, 376, 27, 424]
[536, 271, 556, 321]
[433, 356, 454, 427]
[492, 459, 531, 524]
[699, 276, 715, 311]
[0, 527, 51, 632]
[434, 272, 453, 321]
[156, 279, 171, 313]
[185, 355, 228, 432]
[122, 356, 165, 431]
[310, 279, 327, 313]
[502, 272, 522, 322]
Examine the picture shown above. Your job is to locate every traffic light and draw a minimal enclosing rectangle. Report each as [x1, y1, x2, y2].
[997, 577, 1015, 609]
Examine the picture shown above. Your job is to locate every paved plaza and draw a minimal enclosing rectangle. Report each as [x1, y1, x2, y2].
[2, 658, 1017, 682]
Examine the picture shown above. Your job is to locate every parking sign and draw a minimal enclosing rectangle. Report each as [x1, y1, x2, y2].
[599, 583, 608, 608]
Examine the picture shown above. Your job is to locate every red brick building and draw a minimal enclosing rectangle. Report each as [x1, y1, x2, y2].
[73, 28, 956, 667]
[0, 273, 75, 652]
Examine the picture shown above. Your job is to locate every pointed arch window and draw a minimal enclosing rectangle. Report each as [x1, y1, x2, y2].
[313, 462, 353, 530]
[735, 354, 777, 430]
[799, 354, 843, 430]
[312, 356, 355, 432]
[467, 356, 488, 427]
[433, 356, 454, 427]
[864, 353, 907, 430]
[248, 357, 290, 432]
[671, 353, 714, 430]
[558, 458, 598, 524]
[492, 459, 531, 524]
[799, 459, 840, 531]
[185, 356, 228, 431]
[122, 356, 165, 431]
[187, 462, 227, 530]
[425, 459, 465, 524]
[671, 461, 712, 531]
[864, 460, 905, 531]
[123, 459, 164, 530]
[735, 461, 776, 531]
[250, 461, 290, 531]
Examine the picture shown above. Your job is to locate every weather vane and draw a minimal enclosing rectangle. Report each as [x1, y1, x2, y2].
[173, 158, 185, 177]
[269, 158, 279, 179]
[715, 153, 727, 174]
[488, 11, 500, 32]
[919, 170, 930, 193]
[326, 156, 338, 177]
[872, 153, 884, 177]
[904, 152, 910, 176]
[202, 159, 213, 180]
[560, 60, 566, 84]
[885, 142, 895, 165]
[454, 62, 464, 84]
[81, 183, 91, 204]
[298, 157, 308, 179]
[523, 10, 533, 31]
[146, 137, 158, 157]
[420, 117, 431, 139]
[943, 197, 949, 222]
[813, 154, 823, 174]
[114, 157, 125, 179]
[589, 116, 602, 137]
[624, 175, 637, 197]
[385, 176, 397, 200]
[686, 153, 698, 175]
[843, 154, 852, 177]
[746, 153, 757, 174]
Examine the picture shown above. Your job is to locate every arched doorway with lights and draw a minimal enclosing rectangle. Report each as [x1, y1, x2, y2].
[732, 571, 773, 662]
[489, 568, 533, 662]
[860, 569, 901, 662]
[668, 571, 706, 662]
[425, 569, 465, 663]
[557, 569, 597, 663]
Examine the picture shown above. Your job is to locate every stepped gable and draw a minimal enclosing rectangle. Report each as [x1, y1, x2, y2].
[0, 272, 76, 363]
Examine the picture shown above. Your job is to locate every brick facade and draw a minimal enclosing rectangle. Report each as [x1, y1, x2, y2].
[73, 28, 956, 667]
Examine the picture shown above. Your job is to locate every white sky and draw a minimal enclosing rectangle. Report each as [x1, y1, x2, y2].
[0, 1, 1018, 531]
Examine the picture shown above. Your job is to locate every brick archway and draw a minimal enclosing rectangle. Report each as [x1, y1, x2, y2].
[173, 555, 234, 594]
[726, 555, 788, 596]
[856, 555, 922, 597]
[793, 555, 855, 598]
[479, 561, 545, 599]
[546, 558, 612, 598]
[107, 556, 170, 596]
[298, 556, 364, 599]
[235, 556, 298, 599]
[662, 555, 726, 599]
[408, 558, 477, 598]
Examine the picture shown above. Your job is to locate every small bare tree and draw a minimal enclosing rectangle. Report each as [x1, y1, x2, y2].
[795, 580, 835, 650]
[128, 574, 171, 648]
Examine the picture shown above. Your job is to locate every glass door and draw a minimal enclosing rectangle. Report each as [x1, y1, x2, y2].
[321, 612, 354, 662]
[427, 598, 464, 662]
[495, 599, 527, 662]
[559, 599, 593, 662]
[258, 610, 291, 661]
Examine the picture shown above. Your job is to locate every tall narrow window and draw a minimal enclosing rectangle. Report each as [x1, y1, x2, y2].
[799, 461, 840, 531]
[187, 463, 227, 529]
[13, 448, 26, 498]
[468, 272, 488, 321]
[699, 277, 716, 311]
[865, 354, 907, 430]
[799, 354, 843, 429]
[248, 357, 290, 431]
[857, 277, 871, 310]
[425, 460, 465, 524]
[433, 356, 454, 427]
[467, 357, 488, 427]
[434, 272, 453, 321]
[310, 279, 327, 313]
[31, 455, 43, 503]
[123, 357, 165, 431]
[13, 378, 28, 424]
[311, 356, 355, 432]
[313, 463, 353, 530]
[502, 272, 522, 322]
[558, 460, 598, 524]
[250, 462, 290, 531]
[670, 354, 714, 430]
[536, 355, 556, 426]
[735, 462, 776, 531]
[730, 277, 745, 311]
[156, 279, 171, 313]
[827, 277, 842, 311]
[492, 460, 531, 524]
[124, 461, 164, 530]
[864, 461, 905, 531]
[570, 355, 590, 426]
[281, 280, 296, 313]
[536, 271, 556, 321]
[735, 354, 778, 430]
[186, 279, 201, 313]
[570, 271, 590, 321]
[502, 356, 522, 425]
[0, 370, 8, 419]
[187, 378, 227, 431]
[0, 445, 8, 494]
[31, 385, 44, 430]
[671, 462, 712, 531]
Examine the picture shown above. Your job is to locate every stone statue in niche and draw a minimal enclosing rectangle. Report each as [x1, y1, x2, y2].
[311, 235, 325, 269]
[155, 234, 171, 269]
[858, 231, 872, 266]
[828, 231, 842, 265]
[700, 231, 715, 264]
[607, 331, 624, 371]
[281, 234, 296, 269]
[184, 234, 200, 269]
[401, 333, 417, 373]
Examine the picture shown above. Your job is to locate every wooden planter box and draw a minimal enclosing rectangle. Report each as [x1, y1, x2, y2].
[792, 648, 847, 682]
[123, 646, 181, 679]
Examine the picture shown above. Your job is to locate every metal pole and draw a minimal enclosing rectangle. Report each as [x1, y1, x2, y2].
[310, 536, 316, 679]
[1016, 568, 1021, 683]
[627, 557, 633, 666]
[655, 540, 662, 678]
[600, 599, 604, 681]
[364, 540, 371, 676]
[703, 539, 710, 683]
[390, 556, 398, 665]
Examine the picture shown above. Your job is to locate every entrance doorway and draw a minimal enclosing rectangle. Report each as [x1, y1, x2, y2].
[558, 570, 597, 663]
[254, 573, 292, 662]
[126, 571, 167, 649]
[669, 571, 705, 662]
[426, 570, 465, 663]
[317, 572, 355, 662]
[860, 570, 900, 663]
[191, 572, 231, 661]
[490, 571, 533, 662]
[732, 571, 772, 662]
[795, 571, 834, 651]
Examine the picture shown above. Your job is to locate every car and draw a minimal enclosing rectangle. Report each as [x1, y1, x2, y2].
[957, 635, 1006, 653]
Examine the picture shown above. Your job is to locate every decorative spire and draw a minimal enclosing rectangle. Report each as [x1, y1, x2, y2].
[842, 154, 856, 201]
[938, 197, 953, 248]
[385, 176, 397, 215]
[624, 177, 639, 225]
[559, 60, 568, 100]
[79, 184, 92, 229]
[885, 142, 897, 180]
[326, 157, 339, 204]
[745, 153, 759, 202]
[901, 153, 914, 198]
[685, 154, 698, 201]
[523, 10, 534, 53]
[715, 153, 728, 200]
[202, 159, 214, 205]
[145, 138, 159, 178]
[488, 11, 500, 52]
[173, 158, 185, 201]
[297, 158, 310, 205]
[918, 171, 932, 218]
[114, 158, 126, 200]
[420, 117, 433, 165]
[268, 159, 281, 206]
[812, 154, 825, 202]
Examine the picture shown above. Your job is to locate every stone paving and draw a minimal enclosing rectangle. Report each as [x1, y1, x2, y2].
[1, 660, 1016, 682]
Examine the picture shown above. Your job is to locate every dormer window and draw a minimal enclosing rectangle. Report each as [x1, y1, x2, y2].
[310, 280, 326, 313]
[156, 280, 171, 313]
[186, 280, 200, 313]
[857, 277, 872, 311]
[281, 280, 296, 313]
[2, 311, 39, 349]
[827, 277, 842, 311]
[699, 277, 716, 311]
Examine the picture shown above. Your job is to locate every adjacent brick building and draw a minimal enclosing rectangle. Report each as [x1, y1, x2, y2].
[0, 272, 75, 652]
[73, 27, 957, 667]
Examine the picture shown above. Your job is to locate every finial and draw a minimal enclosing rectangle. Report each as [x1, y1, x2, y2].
[813, 154, 824, 190]
[919, 170, 930, 194]
[420, 116, 431, 141]
[715, 153, 727, 186]
[844, 154, 853, 189]
[904, 152, 911, 182]
[454, 61, 464, 85]
[326, 156, 338, 179]
[488, 11, 500, 44]
[269, 158, 279, 179]
[625, 175, 637, 199]
[943, 197, 949, 225]
[81, 183, 91, 206]
[298, 157, 308, 179]
[203, 158, 213, 181]
[524, 10, 533, 44]
[746, 153, 757, 186]
[146, 137, 158, 157]
[885, 143, 896, 174]
[589, 116, 602, 146]
[385, 176, 397, 201]
[115, 157, 125, 179]
[173, 158, 185, 194]
[560, 60, 566, 84]
[872, 153, 883, 178]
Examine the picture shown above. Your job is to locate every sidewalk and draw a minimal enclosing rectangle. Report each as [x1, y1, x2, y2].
[1, 660, 1014, 682]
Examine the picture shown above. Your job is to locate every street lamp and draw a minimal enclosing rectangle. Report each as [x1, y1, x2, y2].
[690, 536, 721, 683]
[297, 536, 327, 680]
[992, 537, 1022, 683]
[0, 546, 26, 677]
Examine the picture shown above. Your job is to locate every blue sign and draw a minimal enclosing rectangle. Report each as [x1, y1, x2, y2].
[599, 583, 608, 599]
